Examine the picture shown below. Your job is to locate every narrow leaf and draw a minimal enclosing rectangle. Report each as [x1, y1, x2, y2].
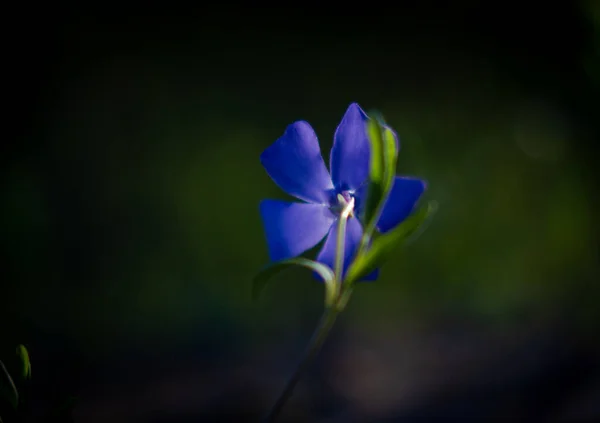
[0, 359, 18, 409]
[252, 257, 336, 305]
[345, 201, 438, 284]
[361, 118, 385, 228]
[361, 117, 400, 246]
[16, 345, 31, 381]
[367, 118, 384, 185]
[382, 126, 398, 193]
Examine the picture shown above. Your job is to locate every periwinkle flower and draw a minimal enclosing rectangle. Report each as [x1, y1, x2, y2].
[260, 103, 426, 280]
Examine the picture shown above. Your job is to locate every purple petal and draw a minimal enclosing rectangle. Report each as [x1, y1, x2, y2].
[361, 268, 379, 282]
[353, 183, 369, 218]
[377, 176, 427, 233]
[261, 121, 334, 204]
[330, 103, 371, 191]
[260, 200, 335, 262]
[316, 217, 363, 280]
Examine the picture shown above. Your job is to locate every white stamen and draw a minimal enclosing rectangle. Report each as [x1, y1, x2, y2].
[340, 195, 355, 219]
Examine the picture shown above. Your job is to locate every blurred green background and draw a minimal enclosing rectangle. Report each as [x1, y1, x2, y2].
[2, 3, 599, 422]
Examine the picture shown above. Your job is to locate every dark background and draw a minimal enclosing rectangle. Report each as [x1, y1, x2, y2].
[2, 3, 599, 422]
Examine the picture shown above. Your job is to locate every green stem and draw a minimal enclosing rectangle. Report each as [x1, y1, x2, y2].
[262, 195, 355, 422]
[334, 214, 348, 288]
[262, 305, 342, 422]
[0, 359, 18, 408]
[356, 192, 385, 260]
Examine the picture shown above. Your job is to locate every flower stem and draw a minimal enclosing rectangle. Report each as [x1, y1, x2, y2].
[334, 194, 354, 288]
[334, 216, 347, 290]
[262, 300, 347, 422]
[262, 196, 355, 422]
[0, 359, 18, 408]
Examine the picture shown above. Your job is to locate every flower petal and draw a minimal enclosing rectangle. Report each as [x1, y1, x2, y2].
[316, 217, 363, 280]
[330, 103, 371, 191]
[361, 268, 379, 282]
[353, 183, 369, 218]
[260, 200, 336, 262]
[377, 176, 427, 233]
[261, 121, 334, 204]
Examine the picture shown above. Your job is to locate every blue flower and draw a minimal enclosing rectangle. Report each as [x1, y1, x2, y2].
[260, 103, 426, 280]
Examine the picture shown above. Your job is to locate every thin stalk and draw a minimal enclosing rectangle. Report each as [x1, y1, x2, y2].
[334, 194, 355, 287]
[262, 196, 356, 422]
[262, 305, 341, 422]
[0, 359, 18, 408]
[334, 215, 348, 290]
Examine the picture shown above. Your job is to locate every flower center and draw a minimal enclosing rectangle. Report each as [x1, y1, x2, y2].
[331, 190, 355, 218]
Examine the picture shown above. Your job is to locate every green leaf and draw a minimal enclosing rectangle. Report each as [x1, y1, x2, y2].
[252, 258, 337, 306]
[361, 118, 385, 228]
[345, 201, 438, 284]
[16, 345, 31, 381]
[361, 116, 400, 241]
[0, 359, 18, 409]
[382, 126, 398, 193]
[368, 117, 385, 185]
